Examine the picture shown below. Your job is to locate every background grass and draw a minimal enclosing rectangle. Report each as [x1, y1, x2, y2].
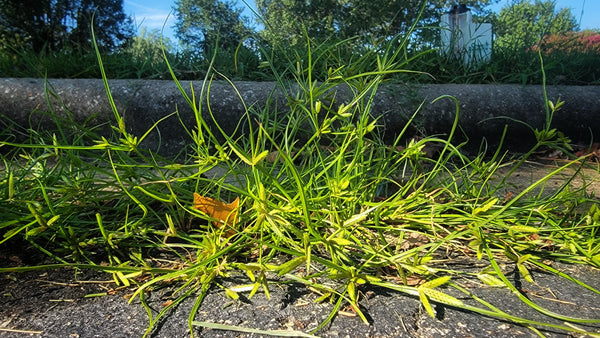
[1, 31, 599, 85]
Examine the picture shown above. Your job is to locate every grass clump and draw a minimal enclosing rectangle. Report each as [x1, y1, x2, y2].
[1, 23, 599, 85]
[1, 25, 600, 338]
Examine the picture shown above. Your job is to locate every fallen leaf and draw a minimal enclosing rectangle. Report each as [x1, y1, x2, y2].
[503, 191, 514, 204]
[575, 143, 600, 162]
[192, 193, 239, 227]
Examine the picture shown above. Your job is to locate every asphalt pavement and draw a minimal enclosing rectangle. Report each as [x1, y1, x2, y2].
[1, 249, 599, 338]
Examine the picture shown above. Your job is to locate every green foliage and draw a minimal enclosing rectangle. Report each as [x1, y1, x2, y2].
[0, 0, 134, 53]
[492, 0, 578, 52]
[0, 0, 598, 85]
[256, 0, 497, 49]
[488, 29, 600, 85]
[173, 0, 261, 79]
[174, 0, 254, 55]
[125, 28, 175, 63]
[255, 0, 339, 48]
[0, 0, 136, 78]
[119, 28, 177, 78]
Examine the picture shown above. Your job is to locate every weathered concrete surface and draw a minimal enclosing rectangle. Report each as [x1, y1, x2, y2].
[1, 78, 599, 154]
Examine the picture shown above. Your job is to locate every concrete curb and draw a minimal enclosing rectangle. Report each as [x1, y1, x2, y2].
[1, 78, 599, 154]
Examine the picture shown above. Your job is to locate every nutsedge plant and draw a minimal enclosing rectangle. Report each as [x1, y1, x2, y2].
[1, 17, 600, 338]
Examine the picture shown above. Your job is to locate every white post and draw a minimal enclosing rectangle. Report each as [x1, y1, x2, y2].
[440, 5, 492, 68]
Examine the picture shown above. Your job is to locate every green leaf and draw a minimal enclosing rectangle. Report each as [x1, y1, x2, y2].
[277, 256, 306, 276]
[364, 275, 382, 283]
[504, 248, 519, 262]
[7, 171, 13, 200]
[508, 225, 539, 234]
[46, 215, 60, 227]
[133, 186, 173, 203]
[337, 103, 352, 117]
[477, 273, 506, 287]
[343, 206, 379, 227]
[517, 263, 533, 283]
[228, 143, 253, 166]
[421, 275, 452, 289]
[252, 150, 270, 165]
[365, 120, 377, 133]
[416, 275, 463, 317]
[329, 237, 354, 246]
[347, 281, 357, 303]
[473, 197, 498, 216]
[517, 254, 533, 265]
[418, 289, 435, 317]
[192, 321, 321, 337]
[421, 288, 463, 307]
[263, 278, 271, 299]
[26, 227, 45, 236]
[224, 288, 239, 300]
[249, 281, 261, 299]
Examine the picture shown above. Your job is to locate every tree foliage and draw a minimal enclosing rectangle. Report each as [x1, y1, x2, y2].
[493, 0, 578, 51]
[0, 0, 134, 53]
[255, 0, 497, 49]
[174, 0, 254, 56]
[69, 0, 134, 52]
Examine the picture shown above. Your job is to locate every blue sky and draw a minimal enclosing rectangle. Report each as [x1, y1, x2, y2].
[123, 0, 259, 42]
[123, 0, 600, 43]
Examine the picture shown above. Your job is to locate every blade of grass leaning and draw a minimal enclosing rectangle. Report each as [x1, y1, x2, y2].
[192, 321, 320, 338]
[478, 227, 600, 324]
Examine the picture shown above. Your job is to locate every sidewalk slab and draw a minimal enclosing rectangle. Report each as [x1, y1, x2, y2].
[1, 78, 599, 155]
